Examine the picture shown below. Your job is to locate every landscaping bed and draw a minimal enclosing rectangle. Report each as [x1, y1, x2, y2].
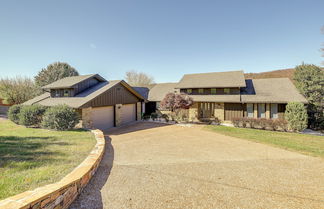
[206, 125, 324, 158]
[0, 119, 96, 200]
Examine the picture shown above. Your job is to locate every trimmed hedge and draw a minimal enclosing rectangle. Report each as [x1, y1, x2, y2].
[19, 105, 47, 127]
[42, 105, 79, 130]
[285, 102, 308, 132]
[232, 117, 288, 131]
[8, 104, 22, 124]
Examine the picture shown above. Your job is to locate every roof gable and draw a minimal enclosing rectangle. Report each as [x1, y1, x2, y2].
[175, 70, 246, 89]
[42, 74, 106, 89]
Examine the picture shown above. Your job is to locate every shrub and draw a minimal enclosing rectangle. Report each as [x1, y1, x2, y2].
[161, 114, 169, 122]
[231, 117, 289, 131]
[19, 105, 47, 127]
[42, 105, 79, 130]
[8, 104, 22, 124]
[285, 102, 308, 132]
[150, 112, 158, 121]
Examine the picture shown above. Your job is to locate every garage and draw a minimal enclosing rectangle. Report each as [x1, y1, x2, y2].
[91, 106, 114, 130]
[121, 103, 136, 125]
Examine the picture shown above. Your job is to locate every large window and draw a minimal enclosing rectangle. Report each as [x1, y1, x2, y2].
[258, 103, 266, 118]
[270, 104, 278, 118]
[211, 88, 216, 94]
[63, 90, 69, 97]
[247, 103, 254, 118]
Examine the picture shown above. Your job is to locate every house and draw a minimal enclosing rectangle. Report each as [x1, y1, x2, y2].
[147, 70, 307, 122]
[24, 74, 145, 130]
[0, 98, 11, 115]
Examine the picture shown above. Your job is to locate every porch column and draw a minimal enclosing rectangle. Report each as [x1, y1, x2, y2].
[266, 103, 270, 119]
[253, 103, 258, 118]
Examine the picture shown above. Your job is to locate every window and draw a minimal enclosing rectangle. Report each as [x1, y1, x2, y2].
[211, 88, 216, 94]
[247, 103, 254, 118]
[55, 90, 60, 97]
[63, 90, 69, 97]
[224, 88, 230, 94]
[258, 104, 266, 118]
[156, 102, 160, 109]
[270, 104, 278, 118]
[198, 88, 204, 94]
[187, 89, 192, 94]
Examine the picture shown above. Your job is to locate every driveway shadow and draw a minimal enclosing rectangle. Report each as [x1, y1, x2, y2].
[69, 136, 114, 209]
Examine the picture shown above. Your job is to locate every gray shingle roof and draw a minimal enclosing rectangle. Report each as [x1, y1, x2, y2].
[25, 80, 144, 108]
[42, 74, 106, 89]
[189, 95, 241, 103]
[133, 87, 150, 100]
[148, 83, 178, 101]
[175, 70, 246, 88]
[241, 78, 308, 103]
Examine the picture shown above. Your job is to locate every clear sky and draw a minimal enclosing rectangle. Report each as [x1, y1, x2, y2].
[0, 0, 323, 82]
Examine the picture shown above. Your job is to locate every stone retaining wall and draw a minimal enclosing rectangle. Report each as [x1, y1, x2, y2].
[0, 129, 105, 209]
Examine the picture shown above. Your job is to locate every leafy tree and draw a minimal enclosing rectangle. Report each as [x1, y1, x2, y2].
[285, 102, 308, 132]
[35, 62, 79, 87]
[0, 76, 41, 104]
[293, 63, 324, 129]
[42, 105, 79, 130]
[125, 70, 154, 87]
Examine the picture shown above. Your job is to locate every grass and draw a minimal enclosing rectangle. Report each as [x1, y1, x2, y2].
[0, 119, 96, 200]
[205, 125, 324, 158]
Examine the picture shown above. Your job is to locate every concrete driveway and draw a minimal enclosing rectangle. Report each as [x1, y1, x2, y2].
[70, 122, 324, 209]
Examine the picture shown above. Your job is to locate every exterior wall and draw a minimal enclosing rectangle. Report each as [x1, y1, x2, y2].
[84, 83, 140, 108]
[74, 77, 99, 95]
[214, 103, 225, 121]
[265, 103, 270, 119]
[253, 103, 258, 119]
[180, 87, 240, 95]
[137, 102, 142, 120]
[189, 102, 199, 122]
[115, 104, 122, 127]
[224, 103, 244, 121]
[81, 107, 93, 129]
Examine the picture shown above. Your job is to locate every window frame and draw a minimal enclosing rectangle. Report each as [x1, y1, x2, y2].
[258, 103, 266, 118]
[63, 89, 69, 97]
[247, 103, 254, 118]
[270, 103, 278, 119]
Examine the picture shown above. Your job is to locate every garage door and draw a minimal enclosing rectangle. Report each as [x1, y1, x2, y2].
[91, 106, 114, 130]
[121, 104, 136, 125]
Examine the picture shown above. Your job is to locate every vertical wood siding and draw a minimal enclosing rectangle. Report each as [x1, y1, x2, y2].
[224, 103, 244, 120]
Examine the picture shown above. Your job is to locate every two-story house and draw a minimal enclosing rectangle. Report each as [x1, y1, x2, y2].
[146, 70, 307, 122]
[24, 74, 145, 130]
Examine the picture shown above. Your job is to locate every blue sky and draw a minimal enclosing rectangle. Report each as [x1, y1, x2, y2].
[0, 0, 323, 82]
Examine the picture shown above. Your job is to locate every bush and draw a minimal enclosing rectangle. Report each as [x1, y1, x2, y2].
[285, 102, 308, 132]
[161, 114, 169, 122]
[42, 105, 79, 130]
[19, 105, 47, 127]
[8, 104, 23, 124]
[150, 112, 158, 121]
[231, 117, 288, 131]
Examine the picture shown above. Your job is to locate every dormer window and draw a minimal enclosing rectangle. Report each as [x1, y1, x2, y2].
[55, 90, 60, 97]
[64, 90, 69, 97]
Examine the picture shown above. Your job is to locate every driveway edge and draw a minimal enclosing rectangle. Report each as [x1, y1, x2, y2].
[0, 129, 105, 209]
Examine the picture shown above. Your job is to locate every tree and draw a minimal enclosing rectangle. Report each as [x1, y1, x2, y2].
[125, 70, 154, 87]
[293, 63, 324, 129]
[0, 76, 41, 104]
[35, 62, 79, 87]
[285, 102, 308, 132]
[160, 92, 193, 112]
[321, 26, 324, 65]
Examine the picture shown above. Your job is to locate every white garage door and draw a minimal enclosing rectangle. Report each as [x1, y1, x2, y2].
[91, 106, 114, 130]
[121, 104, 136, 125]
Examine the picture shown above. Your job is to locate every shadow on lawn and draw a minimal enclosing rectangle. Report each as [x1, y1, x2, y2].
[0, 136, 70, 168]
[69, 136, 114, 209]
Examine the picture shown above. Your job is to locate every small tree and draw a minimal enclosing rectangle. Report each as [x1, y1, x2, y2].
[0, 76, 41, 104]
[125, 70, 154, 87]
[35, 62, 79, 87]
[160, 93, 193, 121]
[285, 102, 308, 132]
[42, 105, 79, 130]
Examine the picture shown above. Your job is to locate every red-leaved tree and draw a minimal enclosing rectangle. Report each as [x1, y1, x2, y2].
[160, 93, 193, 111]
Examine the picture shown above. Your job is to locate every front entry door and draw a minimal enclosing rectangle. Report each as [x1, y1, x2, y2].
[199, 102, 214, 118]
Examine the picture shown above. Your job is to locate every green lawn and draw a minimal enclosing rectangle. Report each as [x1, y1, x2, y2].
[0, 119, 96, 200]
[205, 125, 324, 158]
